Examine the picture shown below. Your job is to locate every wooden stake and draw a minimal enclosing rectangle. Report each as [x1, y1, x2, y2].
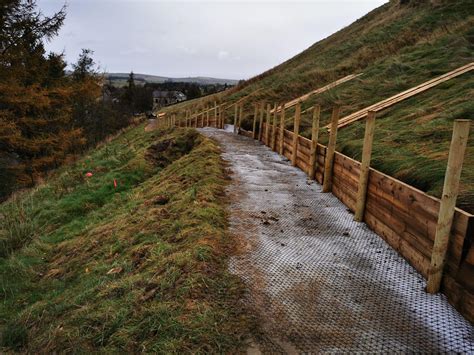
[322, 106, 340, 192]
[233, 104, 238, 133]
[238, 103, 243, 133]
[265, 104, 271, 146]
[354, 111, 376, 221]
[279, 104, 285, 155]
[271, 103, 278, 150]
[206, 108, 210, 126]
[214, 102, 218, 128]
[309, 105, 321, 179]
[291, 102, 301, 166]
[258, 102, 265, 141]
[220, 105, 224, 129]
[426, 119, 470, 293]
[252, 103, 258, 139]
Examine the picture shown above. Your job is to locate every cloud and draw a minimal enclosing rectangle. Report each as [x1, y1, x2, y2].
[217, 50, 229, 60]
[120, 47, 150, 56]
[177, 45, 197, 55]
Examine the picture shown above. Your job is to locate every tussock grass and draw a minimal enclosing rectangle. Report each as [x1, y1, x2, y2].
[0, 125, 253, 352]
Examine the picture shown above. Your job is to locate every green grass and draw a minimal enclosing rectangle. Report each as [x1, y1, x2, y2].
[164, 0, 474, 212]
[0, 125, 253, 352]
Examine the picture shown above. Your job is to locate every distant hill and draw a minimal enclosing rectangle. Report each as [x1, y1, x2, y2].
[104, 72, 239, 87]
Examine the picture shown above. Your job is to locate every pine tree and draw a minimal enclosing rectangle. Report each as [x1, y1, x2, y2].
[0, 1, 83, 198]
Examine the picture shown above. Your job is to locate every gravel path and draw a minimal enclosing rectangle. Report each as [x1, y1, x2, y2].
[200, 126, 474, 353]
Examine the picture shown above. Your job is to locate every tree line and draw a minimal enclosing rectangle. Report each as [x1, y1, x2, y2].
[0, 1, 132, 200]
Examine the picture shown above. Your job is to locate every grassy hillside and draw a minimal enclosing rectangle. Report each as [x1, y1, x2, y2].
[0, 125, 252, 352]
[165, 0, 474, 212]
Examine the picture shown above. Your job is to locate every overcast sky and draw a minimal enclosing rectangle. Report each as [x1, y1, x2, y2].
[37, 0, 386, 80]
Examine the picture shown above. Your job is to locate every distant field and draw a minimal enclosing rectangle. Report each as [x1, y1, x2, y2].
[105, 72, 239, 87]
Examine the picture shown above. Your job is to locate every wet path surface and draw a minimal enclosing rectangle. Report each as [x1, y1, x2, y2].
[199, 127, 474, 353]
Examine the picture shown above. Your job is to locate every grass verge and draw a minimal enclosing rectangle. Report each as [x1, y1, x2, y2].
[0, 125, 253, 353]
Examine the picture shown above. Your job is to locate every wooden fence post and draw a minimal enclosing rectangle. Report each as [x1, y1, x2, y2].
[271, 103, 278, 151]
[222, 105, 225, 129]
[238, 103, 243, 133]
[354, 111, 376, 221]
[258, 102, 265, 141]
[265, 104, 272, 146]
[214, 102, 218, 128]
[252, 103, 258, 139]
[322, 106, 340, 192]
[219, 105, 224, 129]
[233, 104, 238, 133]
[279, 104, 286, 155]
[206, 108, 210, 127]
[426, 119, 470, 294]
[309, 105, 321, 179]
[291, 101, 301, 166]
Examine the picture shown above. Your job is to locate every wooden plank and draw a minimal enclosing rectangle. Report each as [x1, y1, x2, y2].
[298, 135, 311, 149]
[364, 209, 431, 277]
[296, 157, 310, 172]
[297, 142, 311, 157]
[442, 274, 474, 323]
[296, 148, 309, 164]
[283, 141, 293, 154]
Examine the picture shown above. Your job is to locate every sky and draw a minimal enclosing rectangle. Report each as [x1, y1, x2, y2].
[37, 0, 387, 80]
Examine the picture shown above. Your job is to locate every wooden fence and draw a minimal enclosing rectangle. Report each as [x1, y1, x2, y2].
[155, 83, 473, 324]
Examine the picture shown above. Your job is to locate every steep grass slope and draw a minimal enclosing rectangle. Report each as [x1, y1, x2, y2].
[167, 0, 474, 211]
[0, 125, 252, 352]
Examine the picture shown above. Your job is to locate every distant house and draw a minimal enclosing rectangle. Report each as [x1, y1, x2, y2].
[152, 90, 186, 110]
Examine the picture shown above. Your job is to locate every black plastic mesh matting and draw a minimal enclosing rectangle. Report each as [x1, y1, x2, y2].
[200, 127, 474, 353]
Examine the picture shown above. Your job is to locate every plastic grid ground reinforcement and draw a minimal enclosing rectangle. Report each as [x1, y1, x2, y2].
[199, 127, 474, 353]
